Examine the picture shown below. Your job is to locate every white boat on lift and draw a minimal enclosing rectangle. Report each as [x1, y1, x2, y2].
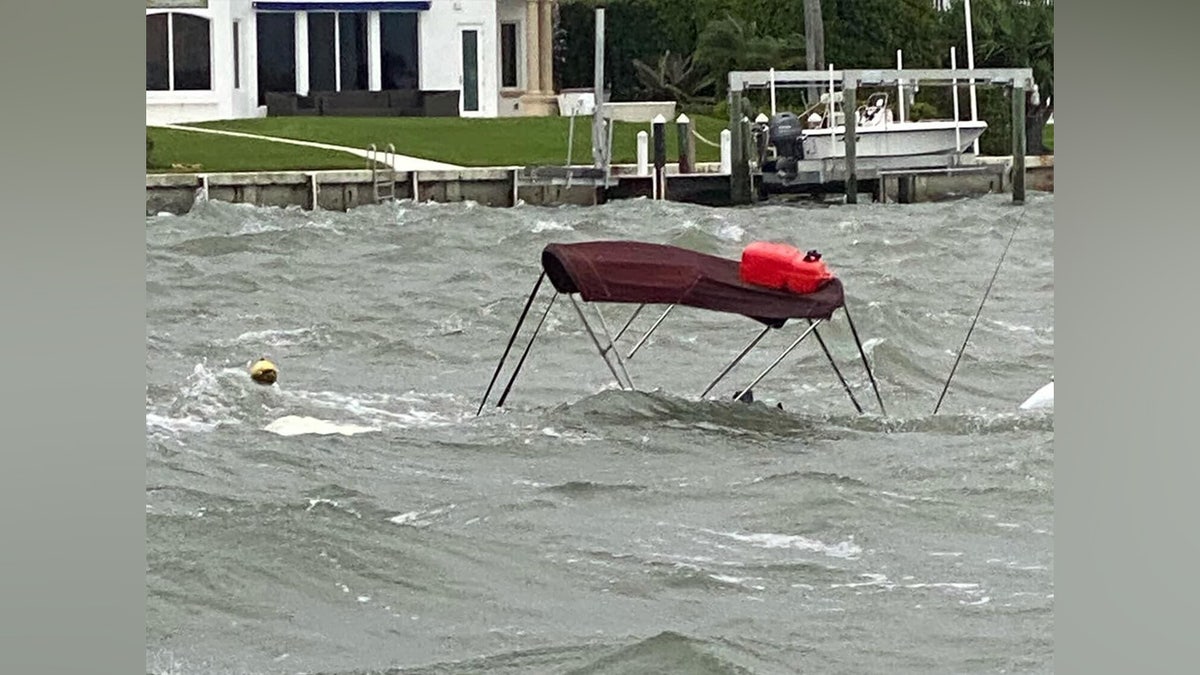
[757, 90, 989, 179]
[800, 92, 988, 160]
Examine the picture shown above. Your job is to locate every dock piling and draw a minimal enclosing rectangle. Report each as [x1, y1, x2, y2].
[1011, 85, 1026, 204]
[676, 114, 694, 174]
[652, 114, 667, 199]
[636, 131, 649, 177]
[729, 90, 752, 203]
[844, 85, 858, 204]
[720, 129, 732, 174]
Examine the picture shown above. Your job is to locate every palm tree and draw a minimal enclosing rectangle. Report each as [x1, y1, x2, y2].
[693, 13, 805, 100]
[803, 0, 825, 105]
[631, 51, 715, 105]
[949, 0, 1053, 153]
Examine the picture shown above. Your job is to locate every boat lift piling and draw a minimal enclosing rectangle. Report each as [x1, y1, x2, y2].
[726, 68, 1036, 205]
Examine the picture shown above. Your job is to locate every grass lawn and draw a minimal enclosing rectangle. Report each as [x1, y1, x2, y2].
[188, 115, 730, 167]
[146, 126, 369, 173]
[1043, 123, 1054, 152]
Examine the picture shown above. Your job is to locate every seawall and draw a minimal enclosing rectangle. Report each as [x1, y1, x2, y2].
[146, 157, 1053, 215]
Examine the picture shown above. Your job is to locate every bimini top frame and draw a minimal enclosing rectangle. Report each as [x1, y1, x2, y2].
[476, 241, 887, 416]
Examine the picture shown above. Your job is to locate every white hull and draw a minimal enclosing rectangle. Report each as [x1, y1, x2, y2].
[1018, 381, 1054, 411]
[263, 415, 379, 437]
[802, 121, 988, 160]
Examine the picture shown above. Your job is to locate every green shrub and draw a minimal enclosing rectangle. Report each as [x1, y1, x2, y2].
[906, 102, 938, 121]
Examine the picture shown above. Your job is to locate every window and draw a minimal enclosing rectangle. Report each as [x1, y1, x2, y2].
[145, 12, 212, 91]
[307, 12, 337, 91]
[381, 12, 419, 90]
[232, 20, 241, 89]
[307, 11, 370, 92]
[338, 12, 369, 91]
[146, 14, 169, 90]
[256, 12, 295, 105]
[172, 14, 212, 90]
[500, 22, 518, 88]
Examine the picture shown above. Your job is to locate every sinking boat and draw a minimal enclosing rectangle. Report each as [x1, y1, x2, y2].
[477, 240, 886, 415]
[1019, 380, 1054, 411]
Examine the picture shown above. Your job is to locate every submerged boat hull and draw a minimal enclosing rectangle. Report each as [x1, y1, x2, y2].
[1019, 381, 1054, 411]
[801, 121, 988, 159]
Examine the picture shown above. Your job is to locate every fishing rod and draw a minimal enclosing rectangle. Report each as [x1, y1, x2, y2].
[932, 208, 1029, 415]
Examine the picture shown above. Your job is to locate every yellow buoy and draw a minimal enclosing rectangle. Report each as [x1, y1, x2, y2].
[249, 358, 278, 385]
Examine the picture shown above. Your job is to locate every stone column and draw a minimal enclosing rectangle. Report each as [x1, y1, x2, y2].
[525, 0, 541, 94]
[538, 0, 554, 95]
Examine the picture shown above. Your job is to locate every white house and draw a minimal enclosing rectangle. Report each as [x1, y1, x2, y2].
[146, 0, 560, 125]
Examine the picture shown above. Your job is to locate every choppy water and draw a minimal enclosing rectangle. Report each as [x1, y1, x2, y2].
[146, 192, 1053, 675]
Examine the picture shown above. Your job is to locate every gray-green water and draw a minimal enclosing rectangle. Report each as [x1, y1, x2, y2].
[146, 193, 1053, 674]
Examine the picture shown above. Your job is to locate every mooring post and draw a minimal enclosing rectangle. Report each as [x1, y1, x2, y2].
[742, 116, 755, 169]
[636, 130, 649, 176]
[754, 112, 769, 164]
[729, 88, 751, 204]
[844, 84, 858, 204]
[652, 114, 667, 199]
[1011, 84, 1026, 204]
[719, 129, 732, 174]
[676, 113, 694, 174]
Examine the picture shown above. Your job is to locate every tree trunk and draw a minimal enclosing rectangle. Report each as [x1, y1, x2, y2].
[803, 0, 825, 106]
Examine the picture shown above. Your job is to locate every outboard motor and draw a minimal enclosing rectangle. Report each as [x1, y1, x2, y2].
[768, 112, 805, 176]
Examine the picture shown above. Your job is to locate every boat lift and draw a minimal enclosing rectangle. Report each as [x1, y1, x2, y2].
[725, 67, 1037, 204]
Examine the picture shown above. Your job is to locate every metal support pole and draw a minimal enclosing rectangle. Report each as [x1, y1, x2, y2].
[569, 295, 631, 390]
[566, 107, 576, 165]
[592, 304, 636, 389]
[733, 320, 823, 401]
[591, 7, 606, 171]
[496, 292, 559, 408]
[841, 304, 886, 416]
[699, 324, 773, 398]
[613, 304, 646, 343]
[476, 271, 545, 415]
[951, 47, 962, 164]
[964, 0, 980, 155]
[809, 319, 864, 414]
[844, 85, 858, 204]
[626, 304, 675, 359]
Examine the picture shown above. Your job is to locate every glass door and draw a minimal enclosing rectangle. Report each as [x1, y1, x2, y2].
[460, 28, 479, 113]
